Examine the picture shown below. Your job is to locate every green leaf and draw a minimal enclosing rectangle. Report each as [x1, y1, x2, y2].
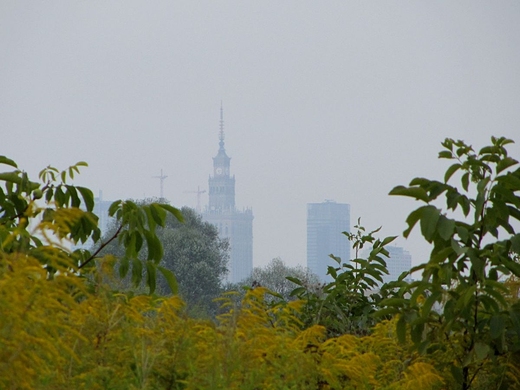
[381, 235, 397, 246]
[65, 185, 81, 208]
[131, 257, 143, 287]
[474, 178, 490, 219]
[444, 163, 461, 183]
[483, 284, 508, 307]
[143, 230, 163, 262]
[441, 138, 454, 152]
[45, 187, 54, 203]
[430, 247, 453, 264]
[420, 205, 440, 242]
[479, 145, 498, 155]
[0, 156, 17, 168]
[509, 206, 520, 223]
[410, 322, 424, 344]
[437, 215, 455, 240]
[409, 177, 432, 187]
[382, 297, 408, 307]
[363, 268, 384, 284]
[480, 295, 500, 313]
[146, 261, 157, 294]
[474, 341, 491, 361]
[438, 150, 453, 159]
[0, 172, 23, 185]
[374, 307, 398, 318]
[396, 316, 406, 344]
[456, 285, 476, 310]
[150, 203, 167, 227]
[505, 261, 520, 277]
[119, 257, 130, 278]
[108, 200, 122, 217]
[450, 366, 464, 384]
[389, 185, 430, 203]
[490, 315, 506, 339]
[157, 266, 179, 294]
[289, 287, 307, 297]
[455, 225, 470, 244]
[54, 186, 66, 206]
[403, 207, 425, 238]
[481, 154, 500, 163]
[497, 173, 520, 190]
[497, 156, 518, 174]
[286, 276, 303, 286]
[410, 283, 427, 303]
[461, 172, 470, 192]
[422, 291, 442, 319]
[509, 304, 520, 337]
[158, 204, 184, 222]
[511, 234, 520, 255]
[144, 208, 158, 234]
[459, 195, 471, 216]
[134, 231, 143, 253]
[77, 186, 94, 212]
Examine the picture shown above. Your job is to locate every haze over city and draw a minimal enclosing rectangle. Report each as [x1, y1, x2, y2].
[2, 2, 520, 269]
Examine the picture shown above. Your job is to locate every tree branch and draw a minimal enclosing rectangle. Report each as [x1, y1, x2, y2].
[78, 224, 123, 269]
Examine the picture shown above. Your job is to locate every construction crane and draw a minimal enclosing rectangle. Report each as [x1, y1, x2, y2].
[152, 169, 168, 200]
[184, 186, 206, 213]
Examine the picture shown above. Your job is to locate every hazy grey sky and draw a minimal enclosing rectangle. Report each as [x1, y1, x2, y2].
[2, 2, 520, 268]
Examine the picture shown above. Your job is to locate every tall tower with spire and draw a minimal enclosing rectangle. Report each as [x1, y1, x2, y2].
[203, 105, 253, 283]
[208, 106, 235, 212]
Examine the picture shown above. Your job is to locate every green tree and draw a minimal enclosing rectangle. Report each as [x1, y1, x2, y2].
[0, 156, 182, 386]
[289, 220, 396, 337]
[381, 137, 520, 389]
[158, 207, 229, 312]
[0, 156, 182, 293]
[237, 257, 320, 301]
[101, 205, 229, 314]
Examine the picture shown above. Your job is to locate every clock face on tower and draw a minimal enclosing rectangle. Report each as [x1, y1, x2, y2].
[216, 168, 223, 175]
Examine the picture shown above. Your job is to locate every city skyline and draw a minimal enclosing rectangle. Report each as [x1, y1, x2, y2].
[2, 2, 519, 269]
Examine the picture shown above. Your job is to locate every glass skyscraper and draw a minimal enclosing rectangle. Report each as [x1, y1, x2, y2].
[307, 200, 350, 281]
[381, 246, 412, 284]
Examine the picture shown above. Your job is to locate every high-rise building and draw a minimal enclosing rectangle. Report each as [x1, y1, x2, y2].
[203, 106, 253, 283]
[93, 191, 113, 237]
[381, 246, 412, 284]
[360, 244, 412, 285]
[74, 191, 113, 250]
[307, 200, 350, 281]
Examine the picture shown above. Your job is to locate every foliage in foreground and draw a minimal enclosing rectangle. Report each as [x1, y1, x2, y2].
[2, 136, 520, 389]
[289, 220, 398, 337]
[100, 205, 229, 315]
[381, 137, 520, 389]
[229, 256, 321, 301]
[0, 258, 444, 389]
[0, 156, 183, 295]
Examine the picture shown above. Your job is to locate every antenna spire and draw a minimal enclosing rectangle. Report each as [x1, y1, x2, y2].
[152, 169, 168, 200]
[184, 186, 207, 213]
[219, 101, 225, 144]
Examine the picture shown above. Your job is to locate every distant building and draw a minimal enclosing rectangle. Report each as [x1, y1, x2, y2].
[307, 200, 350, 281]
[93, 191, 113, 238]
[203, 106, 253, 284]
[361, 244, 412, 285]
[74, 192, 113, 250]
[381, 246, 412, 284]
